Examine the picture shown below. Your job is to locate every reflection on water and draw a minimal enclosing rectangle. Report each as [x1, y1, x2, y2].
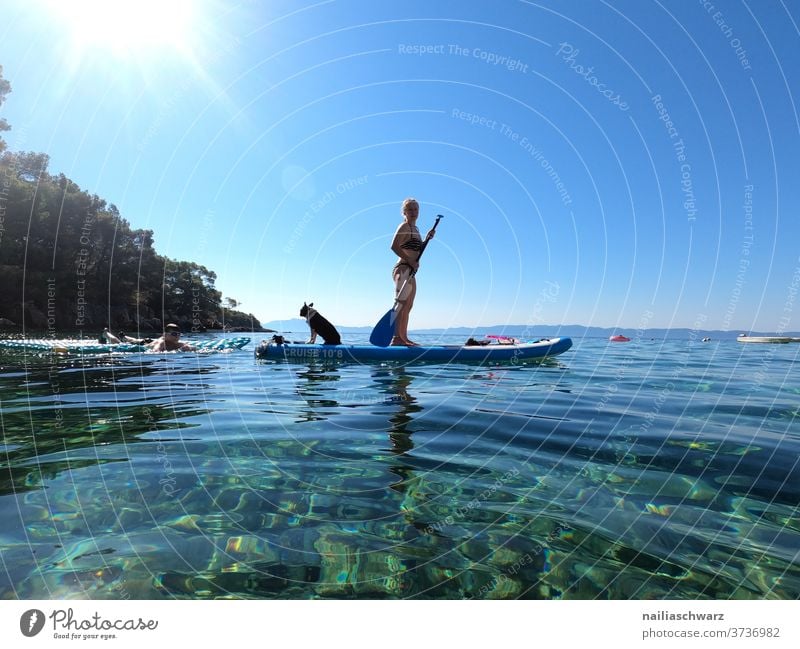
[1, 336, 799, 599]
[375, 366, 420, 492]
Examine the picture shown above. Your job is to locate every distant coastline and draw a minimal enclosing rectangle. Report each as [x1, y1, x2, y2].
[260, 319, 799, 341]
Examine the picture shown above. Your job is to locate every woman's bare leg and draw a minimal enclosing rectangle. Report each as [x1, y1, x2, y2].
[392, 269, 417, 345]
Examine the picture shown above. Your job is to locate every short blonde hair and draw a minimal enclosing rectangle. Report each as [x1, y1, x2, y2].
[401, 197, 419, 215]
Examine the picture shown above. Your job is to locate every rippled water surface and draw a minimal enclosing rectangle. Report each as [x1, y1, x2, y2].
[1, 334, 799, 599]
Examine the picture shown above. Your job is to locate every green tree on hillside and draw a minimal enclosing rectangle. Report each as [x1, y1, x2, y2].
[0, 65, 260, 333]
[0, 64, 11, 152]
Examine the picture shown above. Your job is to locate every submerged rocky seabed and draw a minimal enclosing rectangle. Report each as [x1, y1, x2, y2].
[1, 335, 799, 599]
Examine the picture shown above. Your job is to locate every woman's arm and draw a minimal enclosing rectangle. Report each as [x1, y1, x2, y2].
[390, 223, 407, 256]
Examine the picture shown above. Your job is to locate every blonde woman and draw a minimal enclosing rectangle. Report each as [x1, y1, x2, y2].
[390, 198, 436, 346]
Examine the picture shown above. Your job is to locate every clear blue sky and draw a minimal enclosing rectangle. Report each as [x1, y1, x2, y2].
[2, 0, 799, 331]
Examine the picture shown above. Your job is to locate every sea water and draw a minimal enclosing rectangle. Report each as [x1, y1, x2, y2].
[0, 334, 798, 599]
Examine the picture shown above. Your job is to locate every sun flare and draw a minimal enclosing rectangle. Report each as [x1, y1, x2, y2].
[45, 0, 195, 58]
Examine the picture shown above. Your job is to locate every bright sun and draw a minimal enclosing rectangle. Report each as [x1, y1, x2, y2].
[45, 0, 195, 58]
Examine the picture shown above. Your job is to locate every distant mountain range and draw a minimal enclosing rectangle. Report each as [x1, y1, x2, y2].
[261, 319, 799, 340]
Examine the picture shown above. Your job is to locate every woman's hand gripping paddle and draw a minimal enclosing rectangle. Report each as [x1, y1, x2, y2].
[369, 215, 443, 347]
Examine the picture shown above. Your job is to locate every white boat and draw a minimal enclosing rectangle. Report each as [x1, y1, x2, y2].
[737, 335, 793, 344]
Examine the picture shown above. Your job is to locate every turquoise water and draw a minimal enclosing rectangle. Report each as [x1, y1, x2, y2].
[1, 334, 799, 599]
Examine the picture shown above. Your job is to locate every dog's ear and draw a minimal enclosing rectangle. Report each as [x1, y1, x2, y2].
[309, 302, 313, 307]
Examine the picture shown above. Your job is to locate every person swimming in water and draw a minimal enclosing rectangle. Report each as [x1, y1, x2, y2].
[148, 323, 196, 352]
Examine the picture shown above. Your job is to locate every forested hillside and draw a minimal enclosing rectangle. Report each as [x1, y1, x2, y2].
[0, 65, 260, 333]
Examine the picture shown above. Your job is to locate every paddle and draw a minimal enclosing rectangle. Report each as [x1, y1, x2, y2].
[370, 215, 443, 347]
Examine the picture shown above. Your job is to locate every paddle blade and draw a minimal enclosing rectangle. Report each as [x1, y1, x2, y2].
[369, 308, 397, 347]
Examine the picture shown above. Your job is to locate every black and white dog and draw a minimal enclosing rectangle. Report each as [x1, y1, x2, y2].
[300, 302, 342, 345]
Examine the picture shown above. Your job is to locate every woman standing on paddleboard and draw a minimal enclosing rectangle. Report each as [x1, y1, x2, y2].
[390, 198, 435, 346]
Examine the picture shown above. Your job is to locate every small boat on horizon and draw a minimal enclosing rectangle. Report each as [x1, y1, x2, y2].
[609, 334, 631, 342]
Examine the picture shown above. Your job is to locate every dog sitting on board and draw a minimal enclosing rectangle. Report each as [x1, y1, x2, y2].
[300, 302, 342, 345]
